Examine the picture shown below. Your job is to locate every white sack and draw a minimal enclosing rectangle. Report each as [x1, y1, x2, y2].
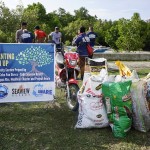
[75, 71, 109, 128]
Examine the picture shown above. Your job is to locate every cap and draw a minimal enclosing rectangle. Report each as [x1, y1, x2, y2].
[34, 25, 40, 30]
[55, 27, 59, 30]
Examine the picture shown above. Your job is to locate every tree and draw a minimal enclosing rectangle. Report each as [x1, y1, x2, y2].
[63, 19, 90, 43]
[0, 30, 7, 42]
[57, 8, 74, 27]
[16, 46, 53, 76]
[45, 10, 62, 33]
[0, 1, 20, 42]
[74, 7, 89, 20]
[15, 0, 24, 22]
[144, 21, 150, 50]
[22, 2, 47, 32]
[105, 23, 119, 49]
[74, 7, 97, 23]
[93, 19, 113, 46]
[116, 13, 144, 51]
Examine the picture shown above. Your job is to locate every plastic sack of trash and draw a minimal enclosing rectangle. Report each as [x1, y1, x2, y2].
[88, 58, 107, 75]
[102, 80, 132, 138]
[130, 75, 150, 132]
[115, 61, 132, 77]
[109, 70, 139, 83]
[75, 69, 109, 128]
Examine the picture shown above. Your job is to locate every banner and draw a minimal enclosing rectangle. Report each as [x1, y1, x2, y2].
[0, 43, 55, 103]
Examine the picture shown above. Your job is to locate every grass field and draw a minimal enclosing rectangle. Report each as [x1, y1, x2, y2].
[0, 69, 150, 150]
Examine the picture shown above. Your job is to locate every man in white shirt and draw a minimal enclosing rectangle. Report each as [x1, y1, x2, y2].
[49, 27, 62, 44]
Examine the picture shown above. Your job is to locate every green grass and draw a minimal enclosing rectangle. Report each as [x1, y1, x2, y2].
[0, 69, 150, 150]
[136, 69, 150, 77]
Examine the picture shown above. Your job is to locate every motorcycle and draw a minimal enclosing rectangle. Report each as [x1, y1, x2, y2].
[55, 44, 80, 111]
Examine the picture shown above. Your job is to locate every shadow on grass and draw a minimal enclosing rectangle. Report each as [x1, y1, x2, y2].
[0, 102, 150, 150]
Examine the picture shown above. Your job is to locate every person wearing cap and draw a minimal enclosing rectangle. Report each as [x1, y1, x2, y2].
[86, 26, 98, 47]
[48, 27, 62, 46]
[34, 26, 47, 43]
[20, 29, 34, 43]
[16, 22, 27, 43]
[72, 26, 90, 80]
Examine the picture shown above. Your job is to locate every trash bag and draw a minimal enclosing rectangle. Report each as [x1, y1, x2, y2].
[102, 80, 132, 138]
[75, 72, 109, 129]
[115, 61, 132, 77]
[89, 58, 107, 75]
[130, 77, 150, 132]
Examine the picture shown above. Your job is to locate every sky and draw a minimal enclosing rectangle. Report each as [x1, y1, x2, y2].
[2, 0, 150, 21]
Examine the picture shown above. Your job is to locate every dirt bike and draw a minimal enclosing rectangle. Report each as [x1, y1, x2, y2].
[55, 44, 80, 111]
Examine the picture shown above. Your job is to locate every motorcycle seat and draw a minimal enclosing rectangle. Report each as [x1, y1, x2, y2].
[56, 52, 64, 65]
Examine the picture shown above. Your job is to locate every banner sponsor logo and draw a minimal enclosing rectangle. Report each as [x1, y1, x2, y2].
[12, 85, 30, 96]
[33, 84, 52, 97]
[0, 84, 8, 99]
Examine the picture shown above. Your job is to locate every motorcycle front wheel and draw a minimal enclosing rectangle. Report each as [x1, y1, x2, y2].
[66, 84, 79, 111]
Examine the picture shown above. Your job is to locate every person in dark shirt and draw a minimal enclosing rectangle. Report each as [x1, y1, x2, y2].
[16, 22, 27, 43]
[72, 26, 90, 80]
[21, 29, 34, 43]
[86, 26, 98, 47]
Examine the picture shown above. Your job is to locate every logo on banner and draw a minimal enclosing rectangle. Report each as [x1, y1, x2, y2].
[33, 84, 52, 97]
[0, 84, 8, 99]
[12, 85, 30, 96]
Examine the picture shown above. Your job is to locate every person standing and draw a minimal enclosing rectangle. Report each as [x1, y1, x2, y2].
[72, 29, 80, 43]
[20, 29, 34, 43]
[16, 22, 27, 43]
[48, 27, 62, 47]
[86, 26, 98, 47]
[72, 26, 90, 80]
[34, 26, 47, 43]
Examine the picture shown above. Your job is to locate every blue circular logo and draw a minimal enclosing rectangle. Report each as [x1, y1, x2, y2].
[0, 85, 8, 99]
[33, 84, 43, 97]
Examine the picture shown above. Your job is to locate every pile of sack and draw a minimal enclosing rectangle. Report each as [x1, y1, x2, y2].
[75, 58, 150, 138]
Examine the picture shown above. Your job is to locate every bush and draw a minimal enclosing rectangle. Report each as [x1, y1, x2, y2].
[0, 30, 7, 42]
[65, 40, 71, 46]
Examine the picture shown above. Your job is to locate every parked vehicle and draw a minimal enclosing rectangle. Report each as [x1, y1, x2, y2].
[55, 44, 80, 111]
[93, 46, 111, 53]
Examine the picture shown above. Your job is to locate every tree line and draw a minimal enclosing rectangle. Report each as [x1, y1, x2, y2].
[0, 1, 150, 51]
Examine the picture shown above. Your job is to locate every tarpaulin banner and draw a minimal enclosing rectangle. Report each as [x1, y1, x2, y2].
[0, 43, 55, 102]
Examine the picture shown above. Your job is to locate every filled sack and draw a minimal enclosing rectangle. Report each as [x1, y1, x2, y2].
[88, 58, 107, 75]
[102, 80, 132, 138]
[130, 76, 150, 132]
[75, 71, 109, 129]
